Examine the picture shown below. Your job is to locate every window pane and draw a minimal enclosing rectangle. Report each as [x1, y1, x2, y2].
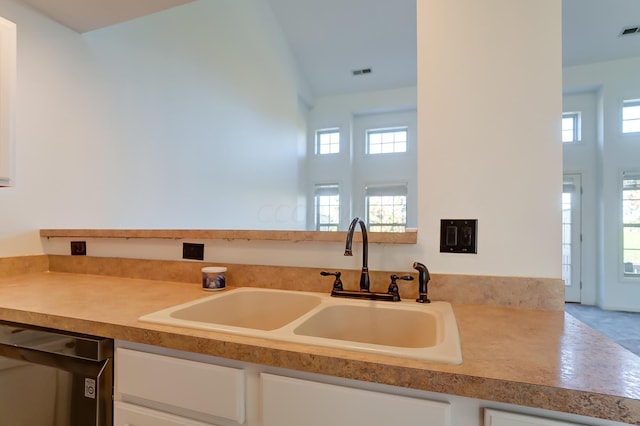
[366, 194, 407, 232]
[315, 184, 339, 231]
[316, 129, 340, 155]
[623, 104, 640, 120]
[622, 175, 640, 275]
[622, 101, 640, 134]
[562, 192, 572, 285]
[562, 117, 574, 142]
[367, 127, 408, 155]
[623, 187, 640, 224]
[623, 119, 640, 134]
[623, 227, 640, 274]
[562, 113, 579, 143]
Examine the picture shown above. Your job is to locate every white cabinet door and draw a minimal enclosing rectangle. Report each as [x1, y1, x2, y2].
[485, 409, 587, 426]
[114, 401, 217, 426]
[262, 373, 450, 426]
[116, 348, 245, 423]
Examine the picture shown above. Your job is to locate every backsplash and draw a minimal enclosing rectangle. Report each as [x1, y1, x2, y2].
[0, 254, 563, 310]
[0, 255, 48, 278]
[42, 255, 564, 311]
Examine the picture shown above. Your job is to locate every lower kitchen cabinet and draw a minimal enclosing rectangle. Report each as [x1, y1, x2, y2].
[114, 401, 218, 426]
[485, 409, 586, 426]
[114, 341, 629, 426]
[261, 373, 450, 426]
[115, 346, 245, 425]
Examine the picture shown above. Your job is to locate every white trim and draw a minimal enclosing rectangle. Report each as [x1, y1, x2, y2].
[0, 16, 16, 187]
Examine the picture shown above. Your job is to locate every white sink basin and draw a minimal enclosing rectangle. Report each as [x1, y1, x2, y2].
[154, 288, 322, 331]
[139, 287, 462, 364]
[293, 304, 440, 348]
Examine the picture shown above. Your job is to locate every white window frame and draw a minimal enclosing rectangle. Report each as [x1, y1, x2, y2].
[365, 183, 408, 232]
[314, 184, 340, 231]
[622, 99, 640, 135]
[622, 172, 640, 278]
[562, 112, 581, 143]
[315, 128, 340, 155]
[0, 16, 16, 187]
[366, 127, 408, 155]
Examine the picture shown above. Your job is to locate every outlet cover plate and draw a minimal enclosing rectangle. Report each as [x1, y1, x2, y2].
[183, 242, 204, 261]
[70, 241, 87, 256]
[440, 219, 477, 254]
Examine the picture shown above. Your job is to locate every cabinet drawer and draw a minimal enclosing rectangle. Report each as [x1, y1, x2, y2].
[485, 409, 587, 426]
[261, 373, 450, 426]
[114, 401, 216, 426]
[116, 348, 245, 423]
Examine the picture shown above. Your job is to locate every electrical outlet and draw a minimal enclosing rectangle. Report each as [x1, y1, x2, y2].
[70, 241, 87, 256]
[183, 242, 204, 260]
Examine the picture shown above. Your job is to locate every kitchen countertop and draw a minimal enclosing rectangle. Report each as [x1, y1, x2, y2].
[0, 271, 638, 424]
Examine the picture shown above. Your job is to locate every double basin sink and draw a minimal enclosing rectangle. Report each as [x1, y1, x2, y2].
[139, 287, 462, 364]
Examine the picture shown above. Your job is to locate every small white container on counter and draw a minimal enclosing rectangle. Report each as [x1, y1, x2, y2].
[202, 266, 227, 291]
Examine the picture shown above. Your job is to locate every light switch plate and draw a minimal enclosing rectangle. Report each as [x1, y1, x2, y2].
[440, 219, 477, 254]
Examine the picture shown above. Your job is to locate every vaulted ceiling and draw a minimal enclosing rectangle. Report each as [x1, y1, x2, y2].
[12, 0, 640, 96]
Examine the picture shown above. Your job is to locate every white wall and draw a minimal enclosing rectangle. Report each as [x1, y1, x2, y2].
[0, 0, 306, 257]
[564, 56, 640, 311]
[418, 0, 562, 278]
[7, 0, 563, 280]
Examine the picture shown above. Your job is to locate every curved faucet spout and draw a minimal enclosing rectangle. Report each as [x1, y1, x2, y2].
[345, 217, 369, 292]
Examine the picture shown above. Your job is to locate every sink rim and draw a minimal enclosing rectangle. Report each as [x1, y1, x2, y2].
[138, 287, 462, 364]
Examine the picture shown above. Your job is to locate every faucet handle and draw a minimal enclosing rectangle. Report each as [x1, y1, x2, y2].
[387, 274, 414, 300]
[320, 271, 343, 291]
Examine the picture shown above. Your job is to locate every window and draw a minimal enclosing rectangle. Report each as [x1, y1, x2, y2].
[562, 190, 572, 284]
[562, 177, 579, 286]
[315, 129, 340, 155]
[562, 112, 580, 143]
[0, 17, 16, 187]
[314, 184, 340, 231]
[622, 99, 640, 134]
[365, 184, 407, 232]
[366, 127, 407, 154]
[623, 173, 640, 276]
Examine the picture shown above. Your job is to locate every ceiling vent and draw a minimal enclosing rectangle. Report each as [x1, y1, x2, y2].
[620, 26, 640, 36]
[352, 68, 372, 76]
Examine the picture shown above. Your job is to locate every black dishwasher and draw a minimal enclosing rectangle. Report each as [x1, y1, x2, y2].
[0, 321, 113, 426]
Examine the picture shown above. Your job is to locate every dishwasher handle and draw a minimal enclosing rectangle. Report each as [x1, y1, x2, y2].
[0, 342, 111, 377]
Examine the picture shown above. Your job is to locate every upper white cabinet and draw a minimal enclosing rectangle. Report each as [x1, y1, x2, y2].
[0, 16, 16, 187]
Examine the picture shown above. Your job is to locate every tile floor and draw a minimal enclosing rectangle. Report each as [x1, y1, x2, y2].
[565, 303, 640, 357]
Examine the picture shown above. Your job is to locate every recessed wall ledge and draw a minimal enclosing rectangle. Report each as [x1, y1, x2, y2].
[39, 229, 418, 244]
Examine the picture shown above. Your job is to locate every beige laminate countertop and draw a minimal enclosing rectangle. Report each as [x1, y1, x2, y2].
[0, 272, 638, 424]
